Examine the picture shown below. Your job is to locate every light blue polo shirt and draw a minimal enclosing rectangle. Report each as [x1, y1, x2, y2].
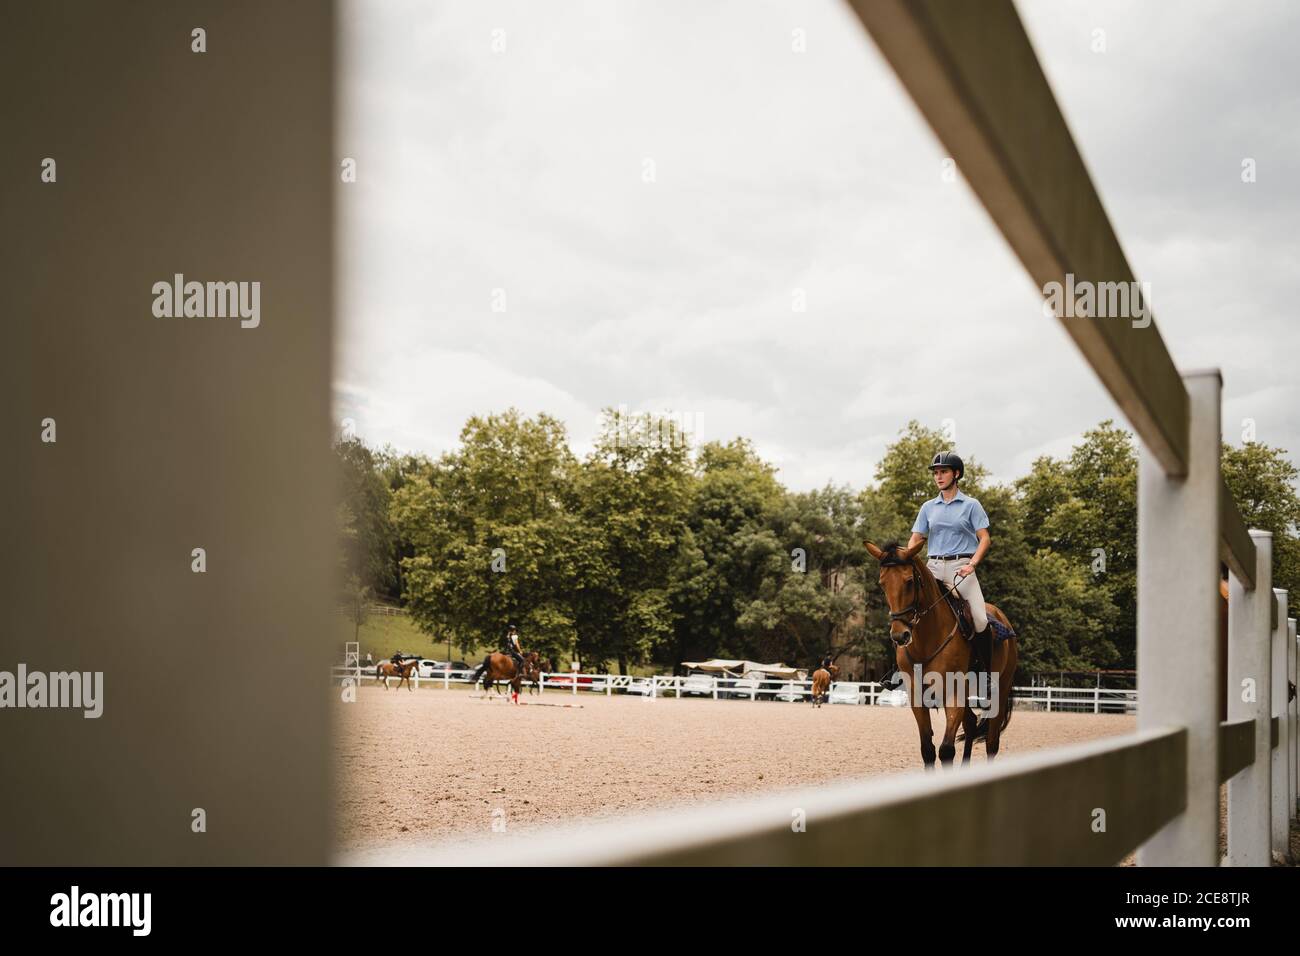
[912, 490, 989, 557]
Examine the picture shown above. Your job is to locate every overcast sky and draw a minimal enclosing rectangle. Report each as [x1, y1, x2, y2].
[335, 0, 1300, 491]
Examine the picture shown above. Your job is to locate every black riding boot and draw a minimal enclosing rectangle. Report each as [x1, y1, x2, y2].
[969, 626, 993, 709]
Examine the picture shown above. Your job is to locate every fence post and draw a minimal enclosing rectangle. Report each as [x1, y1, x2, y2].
[1045, 686, 1051, 713]
[1094, 687, 1099, 715]
[1137, 370, 1221, 866]
[1290, 617, 1297, 822]
[1226, 530, 1272, 865]
[712, 678, 718, 701]
[1272, 591, 1290, 860]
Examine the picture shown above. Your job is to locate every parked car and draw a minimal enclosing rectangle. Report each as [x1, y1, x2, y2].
[625, 678, 652, 695]
[828, 683, 861, 705]
[544, 673, 596, 689]
[876, 687, 909, 707]
[774, 684, 807, 702]
[722, 678, 760, 700]
[680, 674, 715, 697]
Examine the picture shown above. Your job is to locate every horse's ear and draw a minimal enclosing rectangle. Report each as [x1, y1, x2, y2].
[864, 541, 883, 560]
[900, 541, 922, 560]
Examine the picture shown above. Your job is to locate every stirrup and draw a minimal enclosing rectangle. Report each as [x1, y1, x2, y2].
[968, 679, 993, 711]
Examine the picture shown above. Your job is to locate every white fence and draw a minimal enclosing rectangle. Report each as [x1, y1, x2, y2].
[336, 604, 406, 617]
[333, 666, 1138, 713]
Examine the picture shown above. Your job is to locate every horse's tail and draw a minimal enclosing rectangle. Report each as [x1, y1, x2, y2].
[470, 656, 489, 685]
[1002, 685, 1015, 732]
[374, 664, 383, 679]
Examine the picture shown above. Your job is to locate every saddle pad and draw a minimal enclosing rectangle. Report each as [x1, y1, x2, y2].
[990, 619, 1016, 643]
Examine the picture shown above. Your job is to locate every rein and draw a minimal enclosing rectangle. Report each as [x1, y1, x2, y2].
[884, 558, 972, 667]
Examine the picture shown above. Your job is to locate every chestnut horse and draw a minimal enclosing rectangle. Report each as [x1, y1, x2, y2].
[811, 664, 839, 707]
[375, 658, 419, 691]
[866, 540, 1017, 768]
[471, 651, 540, 704]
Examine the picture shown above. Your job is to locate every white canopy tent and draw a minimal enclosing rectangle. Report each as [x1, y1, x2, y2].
[680, 659, 807, 681]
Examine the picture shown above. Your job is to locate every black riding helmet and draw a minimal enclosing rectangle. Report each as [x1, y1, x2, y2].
[928, 451, 964, 482]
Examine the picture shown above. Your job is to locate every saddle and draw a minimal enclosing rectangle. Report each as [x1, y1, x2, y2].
[944, 591, 976, 640]
[943, 592, 1017, 644]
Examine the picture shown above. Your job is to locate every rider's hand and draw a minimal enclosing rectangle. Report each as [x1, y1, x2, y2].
[957, 564, 975, 578]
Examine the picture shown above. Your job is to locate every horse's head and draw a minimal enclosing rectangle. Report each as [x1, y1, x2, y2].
[865, 540, 925, 648]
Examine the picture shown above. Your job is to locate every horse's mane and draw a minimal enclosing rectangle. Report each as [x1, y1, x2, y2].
[879, 541, 942, 608]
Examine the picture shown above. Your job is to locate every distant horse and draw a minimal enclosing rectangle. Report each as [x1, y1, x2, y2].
[866, 540, 1018, 768]
[375, 658, 419, 692]
[811, 664, 838, 707]
[471, 651, 539, 704]
[522, 657, 547, 696]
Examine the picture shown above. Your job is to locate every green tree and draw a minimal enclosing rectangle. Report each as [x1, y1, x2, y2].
[668, 440, 786, 669]
[736, 485, 869, 667]
[1016, 422, 1136, 668]
[569, 410, 694, 673]
[392, 410, 581, 664]
[335, 438, 396, 599]
[1221, 440, 1300, 600]
[374, 446, 435, 601]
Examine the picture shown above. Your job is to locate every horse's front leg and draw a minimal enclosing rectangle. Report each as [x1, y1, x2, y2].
[961, 708, 978, 764]
[910, 705, 936, 769]
[939, 704, 964, 768]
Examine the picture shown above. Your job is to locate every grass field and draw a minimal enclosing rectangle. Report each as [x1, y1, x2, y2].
[335, 613, 495, 664]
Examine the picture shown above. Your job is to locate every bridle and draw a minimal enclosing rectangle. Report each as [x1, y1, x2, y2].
[884, 558, 966, 626]
[882, 557, 969, 667]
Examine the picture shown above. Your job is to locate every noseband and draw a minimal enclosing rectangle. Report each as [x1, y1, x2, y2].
[883, 559, 949, 628]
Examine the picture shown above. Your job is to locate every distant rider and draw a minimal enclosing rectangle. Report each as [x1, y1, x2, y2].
[504, 626, 524, 671]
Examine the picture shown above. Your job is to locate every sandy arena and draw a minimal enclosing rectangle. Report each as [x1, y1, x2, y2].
[334, 684, 1135, 851]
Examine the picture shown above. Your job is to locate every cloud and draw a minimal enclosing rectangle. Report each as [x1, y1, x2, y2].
[337, 0, 1300, 489]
